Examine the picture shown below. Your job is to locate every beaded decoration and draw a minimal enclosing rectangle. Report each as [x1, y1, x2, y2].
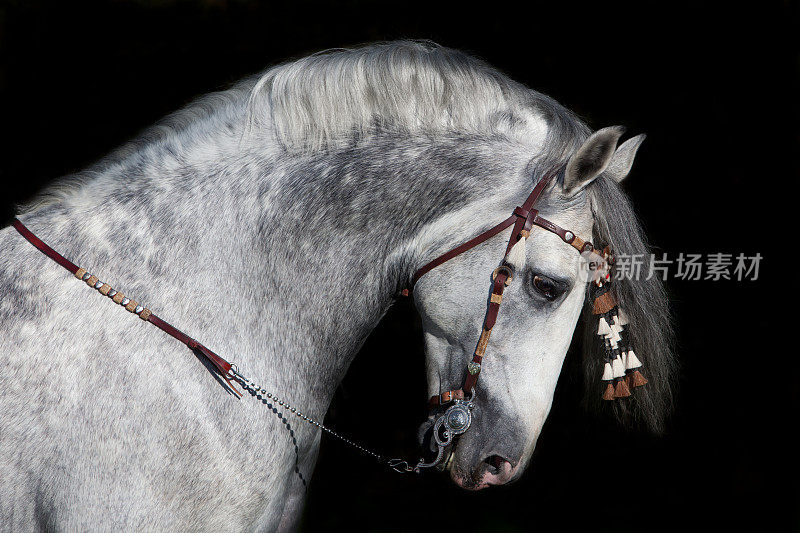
[74, 267, 152, 321]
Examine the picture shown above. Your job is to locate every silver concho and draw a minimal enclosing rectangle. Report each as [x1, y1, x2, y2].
[433, 400, 473, 446]
[414, 399, 475, 471]
[443, 402, 471, 436]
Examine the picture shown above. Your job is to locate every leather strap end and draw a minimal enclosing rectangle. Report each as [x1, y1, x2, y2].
[428, 389, 465, 409]
[223, 375, 243, 398]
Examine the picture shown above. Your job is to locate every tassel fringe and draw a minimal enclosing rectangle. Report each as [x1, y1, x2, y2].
[629, 370, 648, 388]
[602, 382, 616, 401]
[614, 379, 631, 398]
[591, 258, 648, 402]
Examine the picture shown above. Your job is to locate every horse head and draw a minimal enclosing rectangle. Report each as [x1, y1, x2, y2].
[412, 127, 659, 489]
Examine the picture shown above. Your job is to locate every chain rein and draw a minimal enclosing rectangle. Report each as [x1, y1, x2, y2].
[229, 366, 423, 473]
[11, 218, 423, 475]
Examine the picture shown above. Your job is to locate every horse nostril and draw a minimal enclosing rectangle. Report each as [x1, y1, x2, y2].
[484, 455, 510, 474]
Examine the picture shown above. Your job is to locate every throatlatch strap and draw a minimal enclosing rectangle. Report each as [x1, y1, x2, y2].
[406, 167, 559, 296]
[404, 216, 517, 295]
[11, 218, 240, 396]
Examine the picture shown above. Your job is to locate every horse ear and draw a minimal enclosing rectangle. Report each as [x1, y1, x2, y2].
[563, 126, 626, 196]
[604, 134, 646, 184]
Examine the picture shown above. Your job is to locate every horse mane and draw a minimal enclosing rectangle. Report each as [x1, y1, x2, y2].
[583, 175, 678, 433]
[244, 40, 680, 429]
[17, 40, 676, 430]
[21, 40, 585, 212]
[246, 40, 583, 154]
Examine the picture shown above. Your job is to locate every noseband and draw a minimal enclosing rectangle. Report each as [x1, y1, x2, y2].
[402, 166, 610, 470]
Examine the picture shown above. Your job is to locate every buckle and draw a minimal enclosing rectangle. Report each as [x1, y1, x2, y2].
[492, 265, 514, 285]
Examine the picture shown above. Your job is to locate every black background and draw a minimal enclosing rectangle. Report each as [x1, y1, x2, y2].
[0, 2, 795, 532]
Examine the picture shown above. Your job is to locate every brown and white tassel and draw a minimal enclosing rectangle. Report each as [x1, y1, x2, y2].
[590, 255, 646, 401]
[624, 349, 648, 388]
[602, 366, 615, 401]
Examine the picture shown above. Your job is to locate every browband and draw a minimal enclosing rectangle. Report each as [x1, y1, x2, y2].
[402, 167, 594, 296]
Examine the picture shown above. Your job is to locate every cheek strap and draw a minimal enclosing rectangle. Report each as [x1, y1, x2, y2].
[411, 167, 620, 411]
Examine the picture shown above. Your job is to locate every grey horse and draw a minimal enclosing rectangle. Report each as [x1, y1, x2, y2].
[0, 41, 674, 531]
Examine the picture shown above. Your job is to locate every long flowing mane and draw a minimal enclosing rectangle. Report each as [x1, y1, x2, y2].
[246, 40, 586, 156]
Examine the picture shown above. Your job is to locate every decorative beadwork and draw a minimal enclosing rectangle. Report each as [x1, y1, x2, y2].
[70, 265, 152, 324]
[59, 258, 375, 481]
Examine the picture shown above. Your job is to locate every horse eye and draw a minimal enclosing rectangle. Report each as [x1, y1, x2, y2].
[532, 274, 558, 300]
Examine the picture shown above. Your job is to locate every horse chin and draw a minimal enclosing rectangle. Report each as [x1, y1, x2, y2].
[417, 415, 521, 489]
[448, 443, 518, 490]
[450, 467, 490, 491]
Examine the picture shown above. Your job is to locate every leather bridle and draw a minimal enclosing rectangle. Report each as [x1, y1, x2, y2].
[402, 165, 607, 421]
[10, 164, 610, 474]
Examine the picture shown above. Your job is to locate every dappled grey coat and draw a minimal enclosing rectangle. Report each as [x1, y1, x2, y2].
[0, 41, 674, 531]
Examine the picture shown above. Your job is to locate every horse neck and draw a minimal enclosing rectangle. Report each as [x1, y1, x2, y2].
[252, 137, 532, 403]
[18, 126, 526, 415]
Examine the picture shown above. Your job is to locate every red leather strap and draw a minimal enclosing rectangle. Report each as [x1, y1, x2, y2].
[484, 271, 508, 330]
[12, 219, 80, 274]
[407, 167, 559, 295]
[520, 169, 556, 211]
[406, 215, 517, 293]
[12, 218, 240, 396]
[532, 215, 593, 253]
[504, 213, 528, 256]
[423, 165, 610, 409]
[145, 314, 233, 379]
[428, 389, 465, 409]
